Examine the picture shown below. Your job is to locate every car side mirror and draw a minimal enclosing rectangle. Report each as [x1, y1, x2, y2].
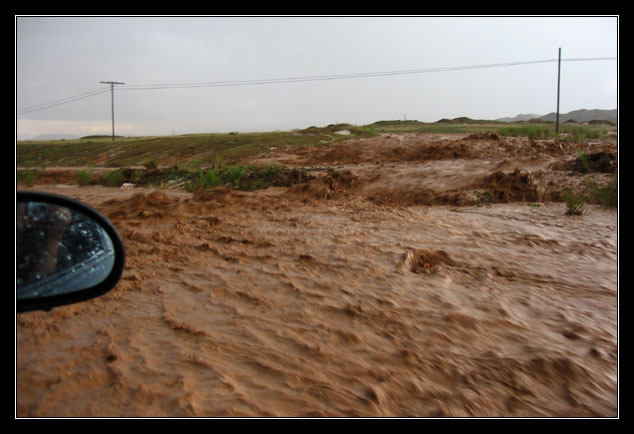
[16, 191, 125, 313]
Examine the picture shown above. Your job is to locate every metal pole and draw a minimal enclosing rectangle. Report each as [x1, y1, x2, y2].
[110, 83, 115, 139]
[555, 47, 561, 135]
[100, 81, 125, 141]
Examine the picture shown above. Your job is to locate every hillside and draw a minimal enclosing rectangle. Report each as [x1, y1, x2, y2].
[495, 113, 541, 123]
[497, 108, 617, 124]
[538, 109, 617, 124]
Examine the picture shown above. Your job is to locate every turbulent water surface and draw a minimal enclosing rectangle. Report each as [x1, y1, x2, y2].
[16, 132, 618, 417]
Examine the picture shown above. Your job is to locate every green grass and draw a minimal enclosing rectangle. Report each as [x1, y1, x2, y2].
[497, 125, 554, 140]
[562, 125, 603, 142]
[184, 165, 316, 192]
[496, 124, 609, 142]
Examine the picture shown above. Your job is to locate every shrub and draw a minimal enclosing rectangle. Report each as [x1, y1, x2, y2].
[76, 169, 94, 186]
[104, 169, 125, 187]
[561, 190, 585, 215]
[143, 160, 157, 170]
[225, 166, 245, 187]
[197, 168, 223, 189]
[19, 170, 38, 187]
[588, 174, 618, 208]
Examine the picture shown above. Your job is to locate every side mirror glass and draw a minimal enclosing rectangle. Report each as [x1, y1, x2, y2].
[16, 191, 125, 313]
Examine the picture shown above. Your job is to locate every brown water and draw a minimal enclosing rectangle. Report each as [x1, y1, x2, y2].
[16, 133, 618, 417]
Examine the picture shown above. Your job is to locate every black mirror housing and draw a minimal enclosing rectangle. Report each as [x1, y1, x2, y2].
[16, 191, 126, 313]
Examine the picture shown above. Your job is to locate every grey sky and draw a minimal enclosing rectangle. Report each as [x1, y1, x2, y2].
[16, 16, 618, 140]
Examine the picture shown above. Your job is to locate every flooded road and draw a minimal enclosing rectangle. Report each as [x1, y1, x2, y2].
[16, 132, 618, 417]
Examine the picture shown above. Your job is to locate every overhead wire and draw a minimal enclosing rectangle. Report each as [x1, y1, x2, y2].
[119, 57, 617, 91]
[17, 86, 111, 115]
[17, 56, 617, 114]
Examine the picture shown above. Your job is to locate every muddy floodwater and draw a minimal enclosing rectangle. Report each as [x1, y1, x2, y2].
[16, 132, 618, 417]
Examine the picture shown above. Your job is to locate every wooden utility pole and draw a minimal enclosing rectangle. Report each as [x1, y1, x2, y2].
[100, 81, 125, 141]
[555, 47, 561, 135]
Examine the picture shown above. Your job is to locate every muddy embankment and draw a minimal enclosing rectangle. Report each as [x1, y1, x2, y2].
[251, 131, 617, 207]
[16, 132, 618, 417]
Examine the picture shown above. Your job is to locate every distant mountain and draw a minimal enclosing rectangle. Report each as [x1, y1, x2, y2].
[496, 109, 617, 124]
[495, 113, 541, 123]
[538, 109, 617, 124]
[29, 133, 80, 141]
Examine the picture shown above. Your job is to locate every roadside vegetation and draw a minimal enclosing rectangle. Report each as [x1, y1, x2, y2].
[17, 119, 616, 210]
[28, 164, 319, 192]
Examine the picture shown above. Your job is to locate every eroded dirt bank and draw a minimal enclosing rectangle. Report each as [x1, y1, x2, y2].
[16, 132, 618, 417]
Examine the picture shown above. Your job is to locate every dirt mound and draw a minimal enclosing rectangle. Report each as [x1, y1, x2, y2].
[305, 135, 478, 166]
[477, 168, 539, 203]
[366, 188, 477, 207]
[402, 249, 457, 274]
[571, 152, 617, 174]
[311, 144, 366, 165]
[286, 170, 356, 201]
[19, 169, 81, 185]
[405, 141, 473, 161]
[103, 190, 179, 222]
[192, 186, 242, 203]
[465, 131, 501, 141]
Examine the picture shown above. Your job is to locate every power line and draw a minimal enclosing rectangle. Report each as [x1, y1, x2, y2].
[16, 87, 111, 115]
[16, 56, 617, 115]
[120, 57, 617, 91]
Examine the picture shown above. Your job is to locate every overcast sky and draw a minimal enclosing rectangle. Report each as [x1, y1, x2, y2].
[16, 16, 618, 140]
